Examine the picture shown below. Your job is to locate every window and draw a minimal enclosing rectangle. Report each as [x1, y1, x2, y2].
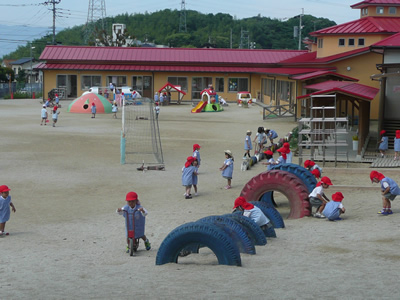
[215, 77, 224, 92]
[132, 76, 143, 93]
[57, 75, 67, 87]
[318, 38, 323, 49]
[358, 38, 365, 47]
[338, 38, 345, 47]
[191, 77, 212, 99]
[262, 78, 275, 102]
[348, 38, 355, 47]
[81, 75, 101, 90]
[106, 76, 126, 87]
[389, 7, 396, 14]
[167, 76, 188, 91]
[276, 80, 294, 104]
[376, 7, 384, 14]
[228, 78, 248, 92]
[362, 8, 368, 16]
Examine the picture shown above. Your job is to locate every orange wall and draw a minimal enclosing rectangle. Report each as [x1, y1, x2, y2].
[317, 34, 389, 58]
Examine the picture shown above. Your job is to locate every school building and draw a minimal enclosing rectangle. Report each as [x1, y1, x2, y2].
[37, 0, 400, 153]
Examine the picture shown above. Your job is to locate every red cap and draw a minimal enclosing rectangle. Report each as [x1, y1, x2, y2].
[304, 160, 315, 168]
[311, 169, 321, 179]
[0, 185, 11, 192]
[264, 150, 273, 156]
[283, 142, 290, 149]
[332, 192, 344, 202]
[126, 192, 138, 201]
[380, 130, 386, 136]
[193, 144, 201, 151]
[233, 196, 254, 210]
[396, 130, 400, 139]
[53, 105, 58, 111]
[370, 170, 385, 182]
[185, 156, 196, 167]
[320, 176, 333, 186]
[92, 102, 95, 106]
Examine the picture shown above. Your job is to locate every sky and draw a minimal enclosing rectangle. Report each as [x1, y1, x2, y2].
[0, 0, 360, 58]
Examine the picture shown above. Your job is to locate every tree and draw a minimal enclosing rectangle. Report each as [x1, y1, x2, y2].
[0, 67, 14, 82]
[17, 69, 26, 84]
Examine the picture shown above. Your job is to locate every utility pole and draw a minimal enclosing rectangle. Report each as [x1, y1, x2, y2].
[239, 28, 249, 49]
[179, 0, 187, 33]
[298, 8, 304, 50]
[43, 0, 61, 45]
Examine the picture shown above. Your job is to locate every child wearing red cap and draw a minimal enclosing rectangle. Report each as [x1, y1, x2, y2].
[91, 102, 96, 118]
[275, 147, 287, 167]
[378, 130, 388, 158]
[262, 150, 276, 171]
[182, 156, 198, 199]
[52, 106, 60, 127]
[304, 160, 323, 178]
[394, 130, 400, 161]
[192, 144, 201, 168]
[308, 176, 333, 218]
[370, 170, 400, 215]
[0, 185, 16, 236]
[116, 191, 151, 252]
[233, 197, 272, 229]
[283, 142, 292, 163]
[322, 192, 345, 221]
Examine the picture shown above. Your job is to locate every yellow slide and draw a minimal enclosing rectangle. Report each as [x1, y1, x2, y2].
[191, 101, 207, 113]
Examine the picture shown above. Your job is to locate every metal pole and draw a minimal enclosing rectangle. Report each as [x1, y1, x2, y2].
[298, 8, 304, 50]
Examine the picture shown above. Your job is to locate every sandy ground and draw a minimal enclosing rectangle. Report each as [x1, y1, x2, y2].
[1, 99, 400, 300]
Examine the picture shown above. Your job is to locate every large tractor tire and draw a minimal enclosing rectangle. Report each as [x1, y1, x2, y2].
[270, 163, 317, 193]
[240, 170, 311, 219]
[156, 222, 241, 266]
[197, 216, 256, 254]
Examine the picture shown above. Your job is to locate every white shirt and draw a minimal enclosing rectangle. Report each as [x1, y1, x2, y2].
[243, 206, 269, 226]
[309, 185, 324, 198]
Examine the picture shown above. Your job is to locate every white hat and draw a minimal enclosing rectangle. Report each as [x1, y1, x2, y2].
[246, 130, 252, 134]
[42, 105, 46, 107]
[224, 150, 233, 156]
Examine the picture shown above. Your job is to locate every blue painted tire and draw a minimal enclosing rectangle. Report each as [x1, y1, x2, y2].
[250, 201, 285, 229]
[156, 222, 241, 266]
[197, 216, 256, 254]
[270, 163, 317, 193]
[222, 213, 267, 246]
[260, 192, 277, 208]
[251, 156, 257, 165]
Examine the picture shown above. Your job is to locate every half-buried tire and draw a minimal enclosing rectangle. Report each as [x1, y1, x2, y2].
[270, 163, 317, 193]
[156, 222, 241, 266]
[197, 215, 256, 254]
[240, 170, 311, 219]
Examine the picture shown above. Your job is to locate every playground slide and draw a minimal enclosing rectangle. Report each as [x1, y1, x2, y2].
[191, 101, 207, 113]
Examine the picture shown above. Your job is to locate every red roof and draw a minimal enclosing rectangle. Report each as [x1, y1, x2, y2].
[298, 80, 379, 100]
[280, 47, 370, 65]
[36, 62, 328, 75]
[158, 83, 186, 95]
[371, 32, 400, 47]
[311, 17, 400, 35]
[351, 0, 400, 9]
[39, 46, 307, 65]
[292, 70, 359, 81]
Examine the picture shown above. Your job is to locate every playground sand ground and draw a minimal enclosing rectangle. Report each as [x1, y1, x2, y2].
[1, 99, 399, 299]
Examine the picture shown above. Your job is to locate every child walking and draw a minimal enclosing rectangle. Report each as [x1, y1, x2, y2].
[220, 150, 234, 189]
[323, 192, 346, 221]
[154, 102, 160, 120]
[262, 150, 276, 171]
[192, 144, 201, 168]
[0, 185, 16, 236]
[40, 105, 48, 125]
[52, 106, 60, 127]
[116, 191, 151, 252]
[182, 156, 197, 199]
[308, 176, 333, 218]
[394, 130, 400, 161]
[243, 130, 252, 159]
[378, 130, 388, 158]
[112, 103, 118, 119]
[370, 170, 400, 215]
[91, 102, 96, 118]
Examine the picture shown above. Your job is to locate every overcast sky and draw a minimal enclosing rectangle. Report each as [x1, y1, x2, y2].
[0, 0, 360, 57]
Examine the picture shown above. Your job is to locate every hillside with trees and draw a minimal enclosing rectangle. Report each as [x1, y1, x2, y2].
[1, 9, 335, 60]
